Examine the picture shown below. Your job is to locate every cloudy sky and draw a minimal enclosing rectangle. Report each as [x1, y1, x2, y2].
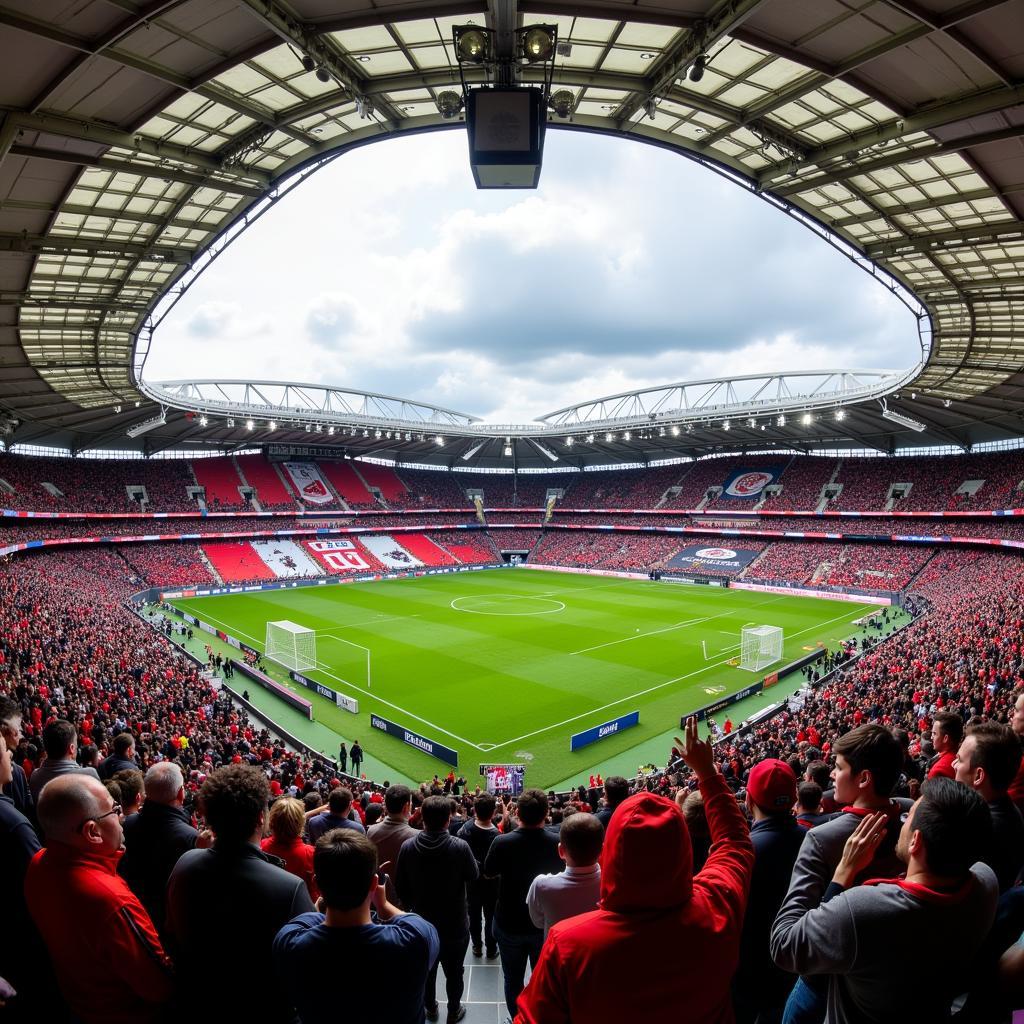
[144, 129, 919, 423]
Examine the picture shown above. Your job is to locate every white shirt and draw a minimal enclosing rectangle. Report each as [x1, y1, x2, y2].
[526, 863, 601, 937]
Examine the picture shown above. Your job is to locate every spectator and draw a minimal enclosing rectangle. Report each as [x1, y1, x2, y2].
[308, 786, 364, 843]
[772, 778, 998, 1023]
[0, 697, 33, 819]
[781, 724, 912, 1024]
[484, 788, 562, 1019]
[795, 782, 832, 830]
[1007, 691, 1024, 812]
[350, 739, 364, 775]
[396, 795, 478, 1023]
[367, 784, 418, 906]
[733, 758, 805, 1024]
[25, 774, 173, 1024]
[165, 765, 314, 1023]
[112, 768, 144, 819]
[338, 741, 347, 774]
[0, 732, 57, 1022]
[681, 789, 711, 872]
[98, 732, 137, 781]
[261, 797, 318, 901]
[515, 718, 753, 1024]
[596, 775, 629, 828]
[458, 792, 500, 959]
[929, 712, 963, 779]
[28, 719, 100, 805]
[527, 812, 603, 938]
[120, 761, 208, 934]
[274, 830, 439, 1024]
[954, 720, 1024, 892]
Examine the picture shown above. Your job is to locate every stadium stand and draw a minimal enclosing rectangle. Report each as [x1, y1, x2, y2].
[486, 528, 542, 551]
[191, 457, 248, 510]
[393, 468, 469, 507]
[318, 461, 377, 508]
[560, 465, 686, 508]
[759, 457, 838, 512]
[201, 541, 276, 582]
[439, 534, 501, 564]
[396, 533, 459, 565]
[235, 455, 297, 510]
[355, 461, 408, 504]
[119, 543, 217, 587]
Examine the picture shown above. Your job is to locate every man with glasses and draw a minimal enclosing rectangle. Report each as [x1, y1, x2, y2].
[24, 774, 173, 1024]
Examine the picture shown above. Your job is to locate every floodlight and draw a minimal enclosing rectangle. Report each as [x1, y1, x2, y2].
[671, 425, 679, 436]
[269, 420, 277, 431]
[328, 426, 335, 435]
[437, 91, 464, 119]
[566, 436, 574, 446]
[435, 435, 445, 445]
[113, 404, 122, 413]
[549, 90, 574, 118]
[504, 444, 513, 457]
[521, 26, 554, 63]
[315, 66, 331, 83]
[623, 431, 631, 441]
[881, 406, 926, 432]
[802, 413, 813, 425]
[748, 418, 756, 428]
[836, 409, 846, 420]
[226, 418, 235, 428]
[126, 411, 167, 438]
[246, 420, 254, 430]
[301, 55, 317, 73]
[199, 415, 208, 427]
[586, 434, 595, 443]
[455, 26, 490, 64]
[722, 419, 730, 430]
[605, 433, 614, 442]
[777, 414, 786, 426]
[644, 98, 657, 120]
[689, 54, 707, 82]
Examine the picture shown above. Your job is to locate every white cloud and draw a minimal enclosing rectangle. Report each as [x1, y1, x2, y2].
[146, 130, 918, 421]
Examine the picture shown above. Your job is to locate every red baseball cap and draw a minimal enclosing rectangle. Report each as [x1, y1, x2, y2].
[747, 759, 797, 812]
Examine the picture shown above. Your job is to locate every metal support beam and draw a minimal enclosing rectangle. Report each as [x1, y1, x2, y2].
[0, 231, 193, 262]
[865, 220, 1024, 259]
[613, 0, 768, 126]
[761, 83, 1024, 186]
[8, 144, 267, 198]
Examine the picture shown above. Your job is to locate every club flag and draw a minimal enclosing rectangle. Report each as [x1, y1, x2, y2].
[283, 462, 334, 505]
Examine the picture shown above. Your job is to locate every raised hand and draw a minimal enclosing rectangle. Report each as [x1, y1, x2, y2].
[674, 717, 717, 782]
[833, 811, 888, 888]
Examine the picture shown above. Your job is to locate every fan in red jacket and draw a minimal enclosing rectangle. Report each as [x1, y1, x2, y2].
[515, 717, 754, 1024]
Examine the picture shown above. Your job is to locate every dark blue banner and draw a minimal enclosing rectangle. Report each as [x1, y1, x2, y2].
[370, 713, 458, 766]
[570, 710, 640, 751]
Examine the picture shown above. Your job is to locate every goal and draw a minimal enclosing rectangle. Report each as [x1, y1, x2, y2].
[265, 620, 317, 672]
[740, 624, 784, 672]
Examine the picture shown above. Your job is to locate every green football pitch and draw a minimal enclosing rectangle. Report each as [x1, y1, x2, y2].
[170, 568, 880, 789]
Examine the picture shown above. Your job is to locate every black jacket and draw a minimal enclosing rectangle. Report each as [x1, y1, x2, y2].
[166, 842, 314, 1023]
[396, 830, 478, 940]
[119, 801, 198, 933]
[98, 754, 138, 781]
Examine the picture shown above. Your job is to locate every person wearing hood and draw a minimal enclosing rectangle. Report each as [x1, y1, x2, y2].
[396, 794, 479, 1023]
[515, 716, 753, 1024]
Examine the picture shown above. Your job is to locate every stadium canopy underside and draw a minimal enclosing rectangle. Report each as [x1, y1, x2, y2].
[0, 0, 1021, 470]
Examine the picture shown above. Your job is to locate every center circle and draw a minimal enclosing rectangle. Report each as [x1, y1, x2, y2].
[450, 594, 566, 616]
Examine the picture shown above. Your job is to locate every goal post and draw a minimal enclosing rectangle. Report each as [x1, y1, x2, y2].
[265, 620, 317, 672]
[740, 624, 784, 672]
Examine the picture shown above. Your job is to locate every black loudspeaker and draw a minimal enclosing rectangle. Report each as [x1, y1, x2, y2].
[466, 87, 546, 188]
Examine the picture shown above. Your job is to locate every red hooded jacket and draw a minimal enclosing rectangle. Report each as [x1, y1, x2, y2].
[516, 773, 753, 1024]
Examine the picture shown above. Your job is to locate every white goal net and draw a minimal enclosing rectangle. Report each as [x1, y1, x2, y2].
[740, 624, 784, 672]
[265, 620, 317, 672]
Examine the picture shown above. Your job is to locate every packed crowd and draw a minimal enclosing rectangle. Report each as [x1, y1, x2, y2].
[4, 534, 1024, 1021]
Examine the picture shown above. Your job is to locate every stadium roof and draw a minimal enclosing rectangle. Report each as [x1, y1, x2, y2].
[0, 0, 1021, 469]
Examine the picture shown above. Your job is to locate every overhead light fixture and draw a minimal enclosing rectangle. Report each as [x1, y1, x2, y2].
[126, 411, 167, 438]
[301, 54, 317, 73]
[315, 65, 331, 83]
[565, 436, 574, 446]
[504, 444, 513, 457]
[328, 426, 335, 435]
[113, 404, 122, 413]
[605, 433, 614, 442]
[623, 431, 631, 441]
[644, 98, 657, 120]
[362, 429, 369, 437]
[836, 409, 846, 421]
[777, 414, 786, 426]
[943, 398, 952, 408]
[881, 404, 926, 433]
[246, 420, 254, 431]
[226, 418, 235, 428]
[549, 89, 574, 118]
[671, 425, 680, 436]
[722, 419, 730, 431]
[134, 401, 140, 407]
[521, 26, 555, 63]
[198, 415, 208, 427]
[802, 413, 813, 425]
[437, 90, 464, 119]
[454, 26, 491, 63]
[435, 435, 445, 445]
[269, 420, 277, 431]
[747, 418, 756, 428]
[405, 432, 411, 441]
[689, 53, 708, 82]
